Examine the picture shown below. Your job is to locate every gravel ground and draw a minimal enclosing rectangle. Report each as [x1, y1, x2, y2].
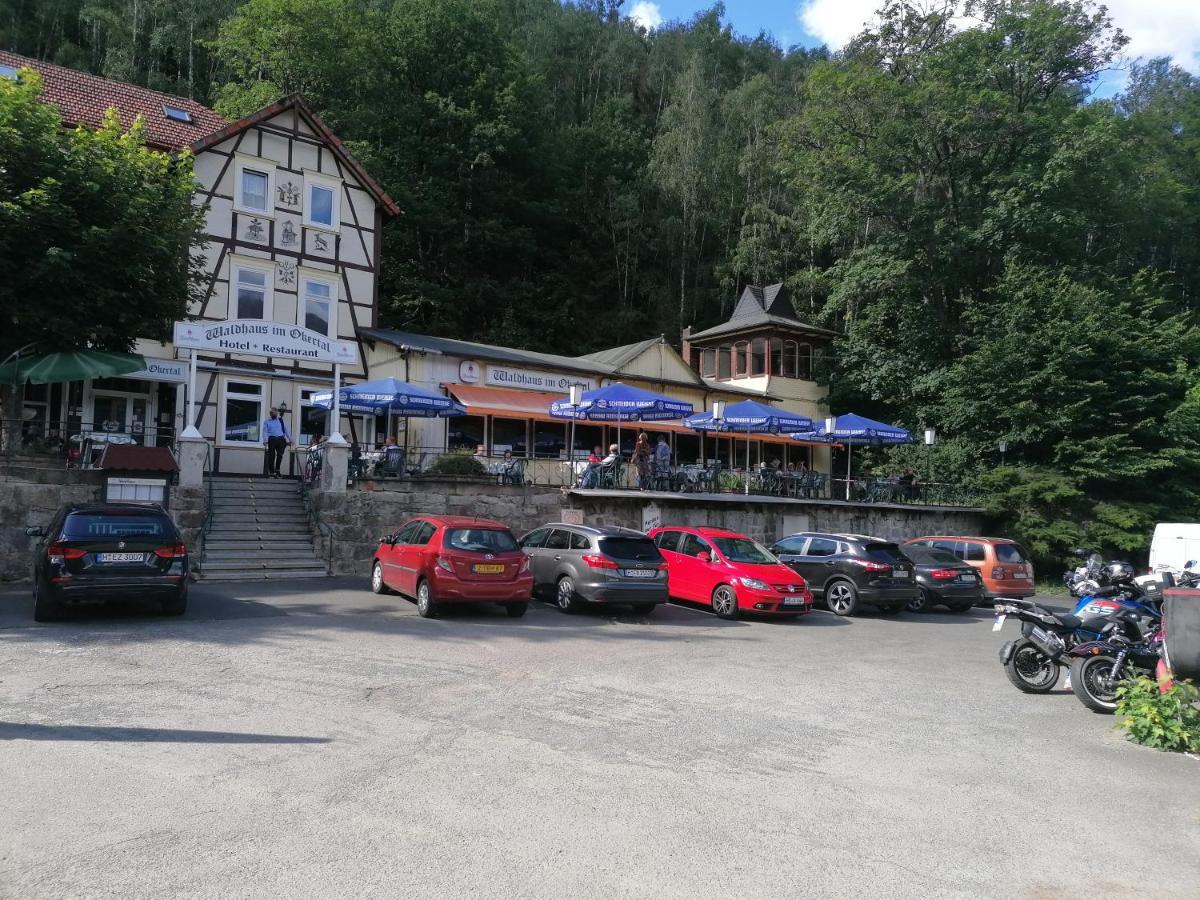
[0, 579, 1197, 899]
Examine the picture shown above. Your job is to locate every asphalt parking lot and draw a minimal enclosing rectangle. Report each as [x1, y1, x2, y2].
[1, 579, 1197, 899]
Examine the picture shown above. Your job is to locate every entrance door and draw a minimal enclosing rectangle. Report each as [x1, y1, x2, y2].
[91, 391, 155, 447]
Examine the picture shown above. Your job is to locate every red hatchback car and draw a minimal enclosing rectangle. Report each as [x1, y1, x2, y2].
[648, 526, 813, 619]
[370, 516, 533, 618]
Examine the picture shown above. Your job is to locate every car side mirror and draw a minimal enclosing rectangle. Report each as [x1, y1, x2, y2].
[381, 533, 395, 545]
[25, 525, 46, 537]
[696, 551, 712, 563]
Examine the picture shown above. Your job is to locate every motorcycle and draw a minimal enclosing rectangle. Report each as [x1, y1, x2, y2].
[994, 568, 1162, 694]
[1063, 549, 1104, 599]
[1067, 610, 1165, 713]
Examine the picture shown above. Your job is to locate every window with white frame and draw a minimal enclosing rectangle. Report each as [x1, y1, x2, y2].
[300, 272, 337, 336]
[235, 156, 275, 215]
[304, 173, 340, 230]
[298, 388, 329, 446]
[221, 380, 265, 445]
[231, 259, 273, 320]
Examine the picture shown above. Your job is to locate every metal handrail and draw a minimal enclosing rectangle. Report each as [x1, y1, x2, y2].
[196, 443, 214, 571]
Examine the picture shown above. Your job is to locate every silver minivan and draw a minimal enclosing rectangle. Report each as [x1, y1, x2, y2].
[519, 524, 667, 614]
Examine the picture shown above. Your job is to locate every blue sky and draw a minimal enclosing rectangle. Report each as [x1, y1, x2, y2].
[625, 1, 1200, 77]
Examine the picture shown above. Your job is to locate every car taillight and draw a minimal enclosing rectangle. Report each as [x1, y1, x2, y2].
[929, 569, 958, 580]
[153, 543, 187, 559]
[582, 554, 619, 570]
[856, 559, 890, 572]
[992, 567, 1004, 579]
[436, 557, 453, 572]
[519, 555, 531, 574]
[47, 543, 85, 561]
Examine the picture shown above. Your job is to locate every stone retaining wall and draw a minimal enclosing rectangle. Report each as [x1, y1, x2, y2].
[313, 479, 988, 577]
[314, 479, 564, 575]
[563, 491, 986, 548]
[0, 474, 103, 581]
[0, 471, 206, 582]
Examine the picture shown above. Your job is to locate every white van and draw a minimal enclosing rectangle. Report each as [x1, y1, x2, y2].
[1149, 523, 1200, 573]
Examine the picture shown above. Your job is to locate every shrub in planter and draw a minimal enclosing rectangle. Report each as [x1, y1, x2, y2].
[426, 452, 487, 477]
[1115, 676, 1200, 752]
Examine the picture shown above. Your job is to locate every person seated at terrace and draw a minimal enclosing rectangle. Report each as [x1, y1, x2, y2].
[588, 446, 602, 464]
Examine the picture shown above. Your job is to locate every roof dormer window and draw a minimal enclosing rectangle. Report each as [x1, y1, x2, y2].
[162, 104, 193, 123]
[0, 65, 19, 81]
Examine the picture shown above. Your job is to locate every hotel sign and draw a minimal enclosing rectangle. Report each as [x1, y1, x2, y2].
[485, 365, 594, 393]
[124, 356, 188, 383]
[173, 320, 356, 364]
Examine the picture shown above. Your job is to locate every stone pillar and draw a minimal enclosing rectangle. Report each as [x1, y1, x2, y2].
[320, 442, 349, 494]
[177, 435, 209, 489]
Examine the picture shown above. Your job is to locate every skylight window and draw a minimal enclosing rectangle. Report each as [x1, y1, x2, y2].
[162, 105, 193, 123]
[0, 65, 19, 82]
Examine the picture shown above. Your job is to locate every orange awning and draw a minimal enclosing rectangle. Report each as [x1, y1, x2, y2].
[446, 384, 564, 422]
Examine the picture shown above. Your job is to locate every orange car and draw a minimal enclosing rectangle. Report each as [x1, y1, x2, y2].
[903, 536, 1035, 600]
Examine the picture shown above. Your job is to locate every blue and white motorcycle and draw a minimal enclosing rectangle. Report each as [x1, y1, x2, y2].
[995, 558, 1165, 694]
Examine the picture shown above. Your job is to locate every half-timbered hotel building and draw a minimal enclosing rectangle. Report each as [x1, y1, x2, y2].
[3, 51, 398, 473]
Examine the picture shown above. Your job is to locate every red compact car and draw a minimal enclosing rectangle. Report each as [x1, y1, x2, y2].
[648, 526, 812, 619]
[370, 516, 533, 619]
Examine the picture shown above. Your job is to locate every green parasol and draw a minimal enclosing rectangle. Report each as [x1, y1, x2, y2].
[0, 350, 146, 386]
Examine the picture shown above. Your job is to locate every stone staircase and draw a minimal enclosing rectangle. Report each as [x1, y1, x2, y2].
[199, 476, 329, 581]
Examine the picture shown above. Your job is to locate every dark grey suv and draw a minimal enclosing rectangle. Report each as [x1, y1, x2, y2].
[769, 532, 918, 617]
[519, 524, 667, 614]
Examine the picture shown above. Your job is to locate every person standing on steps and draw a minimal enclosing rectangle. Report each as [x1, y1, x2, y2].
[262, 407, 291, 478]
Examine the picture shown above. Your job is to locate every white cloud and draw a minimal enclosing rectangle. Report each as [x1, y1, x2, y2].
[629, 1, 664, 32]
[1105, 0, 1200, 73]
[797, 0, 1200, 73]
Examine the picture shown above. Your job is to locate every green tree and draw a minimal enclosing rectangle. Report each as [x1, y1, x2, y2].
[0, 69, 206, 362]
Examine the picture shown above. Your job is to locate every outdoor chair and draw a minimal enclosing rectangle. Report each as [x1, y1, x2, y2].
[597, 459, 623, 489]
[407, 451, 428, 476]
[379, 446, 405, 479]
[650, 459, 673, 491]
[499, 458, 525, 486]
[761, 470, 786, 496]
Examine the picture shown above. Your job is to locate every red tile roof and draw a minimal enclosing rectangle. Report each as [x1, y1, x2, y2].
[0, 50, 227, 151]
[96, 444, 179, 473]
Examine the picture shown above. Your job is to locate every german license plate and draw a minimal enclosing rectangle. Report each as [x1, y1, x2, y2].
[992, 614, 1006, 632]
[782, 596, 806, 606]
[893, 568, 910, 578]
[472, 564, 504, 574]
[97, 552, 143, 563]
[623, 569, 656, 578]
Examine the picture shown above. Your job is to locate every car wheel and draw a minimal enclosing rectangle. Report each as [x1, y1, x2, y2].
[711, 584, 739, 620]
[556, 576, 581, 613]
[370, 561, 393, 595]
[32, 578, 63, 623]
[631, 602, 657, 616]
[416, 579, 438, 618]
[906, 588, 932, 613]
[826, 580, 859, 617]
[505, 602, 528, 618]
[161, 587, 187, 616]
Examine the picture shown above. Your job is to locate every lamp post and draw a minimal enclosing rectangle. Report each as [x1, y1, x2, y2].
[924, 427, 937, 490]
[998, 439, 1007, 466]
[568, 384, 581, 486]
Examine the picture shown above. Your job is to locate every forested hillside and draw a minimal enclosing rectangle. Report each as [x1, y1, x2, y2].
[5, 0, 1200, 560]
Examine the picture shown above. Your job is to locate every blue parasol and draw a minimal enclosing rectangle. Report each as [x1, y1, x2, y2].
[549, 382, 693, 422]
